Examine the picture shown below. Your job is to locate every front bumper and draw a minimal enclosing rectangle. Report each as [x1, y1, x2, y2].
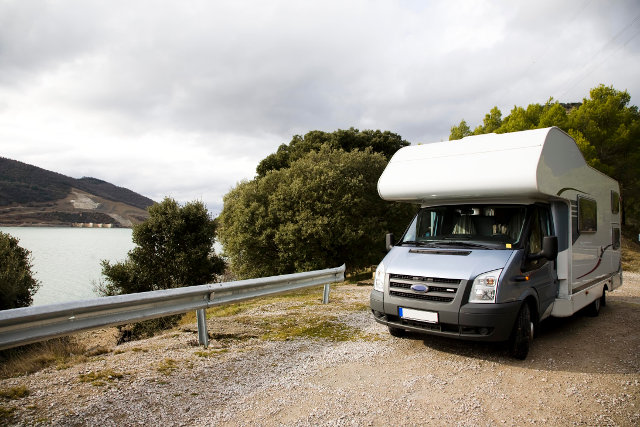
[370, 289, 520, 342]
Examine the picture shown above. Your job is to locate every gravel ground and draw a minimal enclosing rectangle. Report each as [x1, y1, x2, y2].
[1, 274, 639, 426]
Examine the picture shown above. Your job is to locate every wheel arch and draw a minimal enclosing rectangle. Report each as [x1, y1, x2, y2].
[518, 290, 540, 324]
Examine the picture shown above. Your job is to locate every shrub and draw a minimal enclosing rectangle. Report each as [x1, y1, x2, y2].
[0, 232, 40, 310]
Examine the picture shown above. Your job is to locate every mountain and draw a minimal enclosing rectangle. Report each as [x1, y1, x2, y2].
[0, 157, 154, 227]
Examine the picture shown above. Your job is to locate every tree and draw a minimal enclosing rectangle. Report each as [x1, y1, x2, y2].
[99, 198, 225, 340]
[256, 128, 409, 177]
[448, 84, 640, 231]
[498, 104, 543, 133]
[567, 85, 640, 219]
[449, 120, 472, 140]
[472, 106, 502, 135]
[0, 232, 40, 310]
[101, 198, 225, 296]
[219, 145, 415, 279]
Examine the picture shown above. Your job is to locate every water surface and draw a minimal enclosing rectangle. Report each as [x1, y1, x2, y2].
[0, 227, 135, 306]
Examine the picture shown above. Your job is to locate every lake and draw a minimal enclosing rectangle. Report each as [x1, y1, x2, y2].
[0, 227, 135, 306]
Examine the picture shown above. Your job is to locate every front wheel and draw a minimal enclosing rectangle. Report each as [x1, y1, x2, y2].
[509, 303, 533, 360]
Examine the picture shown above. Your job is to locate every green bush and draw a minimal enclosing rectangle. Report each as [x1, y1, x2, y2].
[99, 198, 225, 340]
[219, 145, 415, 278]
[0, 232, 40, 310]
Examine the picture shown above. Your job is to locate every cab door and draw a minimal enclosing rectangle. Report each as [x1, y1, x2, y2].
[522, 205, 558, 315]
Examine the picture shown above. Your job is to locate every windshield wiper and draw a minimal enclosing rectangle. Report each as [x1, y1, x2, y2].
[433, 240, 496, 249]
[400, 240, 438, 247]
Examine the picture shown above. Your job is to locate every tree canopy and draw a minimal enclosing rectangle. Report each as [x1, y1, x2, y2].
[100, 198, 225, 296]
[219, 144, 415, 279]
[0, 232, 40, 310]
[256, 128, 409, 177]
[450, 84, 640, 230]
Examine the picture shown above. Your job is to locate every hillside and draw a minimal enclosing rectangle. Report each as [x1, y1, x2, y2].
[0, 157, 154, 227]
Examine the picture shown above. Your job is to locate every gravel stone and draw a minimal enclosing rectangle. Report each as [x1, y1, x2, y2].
[1, 276, 639, 426]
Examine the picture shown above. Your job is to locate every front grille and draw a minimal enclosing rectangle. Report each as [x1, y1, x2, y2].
[389, 290, 454, 302]
[389, 274, 460, 285]
[390, 282, 457, 294]
[388, 273, 462, 303]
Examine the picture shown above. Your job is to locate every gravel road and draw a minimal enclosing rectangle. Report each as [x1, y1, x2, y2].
[1, 274, 639, 426]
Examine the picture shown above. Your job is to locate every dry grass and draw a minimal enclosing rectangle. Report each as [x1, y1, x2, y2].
[622, 237, 640, 272]
[0, 337, 87, 380]
[156, 358, 178, 376]
[78, 369, 126, 387]
[0, 385, 29, 400]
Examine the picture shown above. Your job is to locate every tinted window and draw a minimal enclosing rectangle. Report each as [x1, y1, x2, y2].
[578, 197, 597, 233]
[611, 191, 620, 214]
[612, 227, 621, 250]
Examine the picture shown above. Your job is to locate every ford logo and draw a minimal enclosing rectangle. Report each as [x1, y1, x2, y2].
[410, 284, 429, 292]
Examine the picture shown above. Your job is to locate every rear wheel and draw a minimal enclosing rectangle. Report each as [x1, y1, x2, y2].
[388, 326, 406, 338]
[586, 289, 605, 317]
[509, 303, 533, 360]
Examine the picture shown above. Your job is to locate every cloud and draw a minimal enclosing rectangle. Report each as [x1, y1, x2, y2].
[0, 0, 639, 211]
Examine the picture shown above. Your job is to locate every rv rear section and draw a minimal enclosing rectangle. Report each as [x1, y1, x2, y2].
[371, 127, 622, 359]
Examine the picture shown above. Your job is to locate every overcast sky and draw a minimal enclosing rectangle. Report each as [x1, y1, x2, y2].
[1, 0, 639, 214]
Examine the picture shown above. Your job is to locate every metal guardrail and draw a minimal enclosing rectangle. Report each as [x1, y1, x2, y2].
[0, 264, 345, 351]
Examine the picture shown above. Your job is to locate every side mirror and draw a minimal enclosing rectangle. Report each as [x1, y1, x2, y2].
[385, 233, 395, 252]
[542, 235, 558, 260]
[529, 236, 558, 261]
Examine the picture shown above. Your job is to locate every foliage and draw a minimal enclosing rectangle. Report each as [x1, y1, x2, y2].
[0, 232, 40, 310]
[100, 198, 225, 295]
[449, 84, 640, 228]
[256, 128, 409, 177]
[449, 119, 472, 140]
[100, 198, 225, 339]
[219, 145, 415, 279]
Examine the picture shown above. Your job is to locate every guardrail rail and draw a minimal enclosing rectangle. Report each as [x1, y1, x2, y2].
[0, 264, 345, 351]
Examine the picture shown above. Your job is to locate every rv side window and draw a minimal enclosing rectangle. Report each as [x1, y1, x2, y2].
[578, 196, 597, 233]
[612, 227, 621, 250]
[611, 191, 620, 214]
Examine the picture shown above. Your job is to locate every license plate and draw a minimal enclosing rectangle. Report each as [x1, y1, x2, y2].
[399, 307, 438, 324]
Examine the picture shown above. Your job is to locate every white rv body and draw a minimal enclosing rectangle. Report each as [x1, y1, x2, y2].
[371, 127, 622, 358]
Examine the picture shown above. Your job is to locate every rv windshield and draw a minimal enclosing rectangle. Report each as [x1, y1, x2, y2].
[400, 205, 527, 248]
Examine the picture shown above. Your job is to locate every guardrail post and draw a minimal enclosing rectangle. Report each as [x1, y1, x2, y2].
[322, 283, 331, 304]
[196, 309, 209, 347]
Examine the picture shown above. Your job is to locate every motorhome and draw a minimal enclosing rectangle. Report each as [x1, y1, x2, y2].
[370, 127, 622, 359]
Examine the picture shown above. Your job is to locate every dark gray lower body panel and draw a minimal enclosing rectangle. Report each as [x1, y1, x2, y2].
[370, 290, 521, 342]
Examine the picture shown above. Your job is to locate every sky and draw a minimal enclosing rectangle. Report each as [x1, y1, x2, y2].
[1, 0, 639, 215]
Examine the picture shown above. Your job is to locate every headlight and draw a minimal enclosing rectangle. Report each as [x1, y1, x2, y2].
[469, 269, 502, 303]
[373, 262, 386, 292]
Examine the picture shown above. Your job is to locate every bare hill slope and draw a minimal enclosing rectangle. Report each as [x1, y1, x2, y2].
[0, 157, 154, 227]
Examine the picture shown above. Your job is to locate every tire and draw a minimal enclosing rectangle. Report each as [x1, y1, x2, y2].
[509, 303, 533, 360]
[586, 290, 605, 317]
[388, 326, 406, 338]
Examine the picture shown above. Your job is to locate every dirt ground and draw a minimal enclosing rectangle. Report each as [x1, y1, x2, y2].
[1, 273, 639, 426]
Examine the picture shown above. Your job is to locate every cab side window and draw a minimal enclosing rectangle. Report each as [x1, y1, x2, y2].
[528, 207, 551, 253]
[525, 206, 552, 271]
